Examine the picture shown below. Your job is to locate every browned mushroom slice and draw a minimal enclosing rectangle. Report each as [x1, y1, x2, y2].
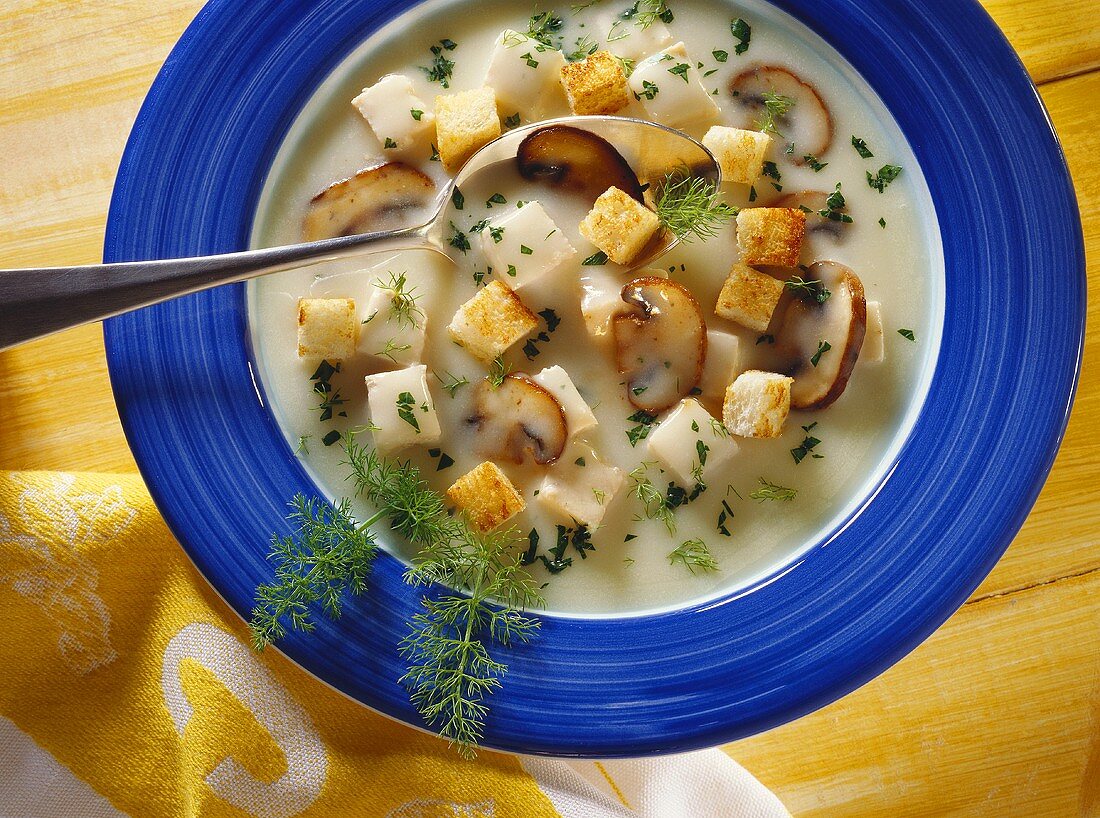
[467, 374, 568, 465]
[516, 125, 645, 204]
[728, 67, 833, 162]
[613, 277, 707, 413]
[302, 163, 436, 242]
[775, 260, 866, 410]
[773, 190, 846, 242]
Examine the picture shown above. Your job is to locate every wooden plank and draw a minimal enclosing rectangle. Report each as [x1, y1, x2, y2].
[728, 567, 1100, 817]
[980, 0, 1100, 83]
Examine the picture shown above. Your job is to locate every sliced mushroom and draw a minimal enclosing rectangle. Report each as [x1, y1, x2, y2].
[613, 277, 707, 413]
[516, 125, 645, 204]
[467, 374, 568, 465]
[302, 163, 436, 242]
[728, 67, 833, 162]
[773, 190, 846, 242]
[774, 260, 866, 410]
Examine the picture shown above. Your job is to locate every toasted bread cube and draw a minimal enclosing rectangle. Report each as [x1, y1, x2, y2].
[484, 30, 567, 120]
[434, 88, 501, 173]
[579, 187, 660, 266]
[702, 126, 773, 185]
[537, 447, 624, 528]
[698, 329, 742, 409]
[480, 202, 577, 289]
[736, 208, 806, 267]
[447, 461, 525, 532]
[560, 50, 630, 115]
[715, 263, 784, 333]
[628, 43, 720, 130]
[297, 297, 358, 360]
[352, 74, 435, 156]
[358, 280, 428, 369]
[594, 11, 673, 61]
[647, 399, 739, 486]
[532, 365, 597, 438]
[723, 370, 793, 439]
[447, 280, 538, 362]
[365, 364, 442, 454]
[864, 301, 885, 364]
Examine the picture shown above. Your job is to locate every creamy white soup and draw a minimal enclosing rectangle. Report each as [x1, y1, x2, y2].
[249, 0, 943, 615]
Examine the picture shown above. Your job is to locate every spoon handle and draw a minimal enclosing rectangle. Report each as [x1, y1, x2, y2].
[0, 225, 434, 350]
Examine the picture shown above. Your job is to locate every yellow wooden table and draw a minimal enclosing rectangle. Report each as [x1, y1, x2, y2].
[1, 2, 1096, 814]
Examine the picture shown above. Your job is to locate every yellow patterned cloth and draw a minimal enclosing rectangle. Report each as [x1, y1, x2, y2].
[0, 470, 790, 818]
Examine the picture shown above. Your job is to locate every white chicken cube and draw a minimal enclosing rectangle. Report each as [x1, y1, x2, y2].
[351, 74, 435, 156]
[537, 446, 625, 528]
[698, 329, 741, 408]
[597, 13, 674, 62]
[483, 30, 567, 121]
[364, 364, 441, 455]
[359, 277, 428, 369]
[864, 301, 885, 364]
[480, 201, 577, 290]
[647, 398, 738, 487]
[628, 43, 720, 130]
[532, 365, 598, 438]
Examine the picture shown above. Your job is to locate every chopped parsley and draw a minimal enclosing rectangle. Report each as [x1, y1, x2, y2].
[818, 182, 854, 223]
[635, 80, 660, 100]
[519, 244, 533, 255]
[810, 340, 832, 367]
[395, 391, 421, 433]
[898, 328, 916, 341]
[521, 52, 539, 69]
[526, 11, 565, 47]
[489, 225, 505, 243]
[790, 423, 823, 464]
[447, 222, 470, 253]
[626, 410, 658, 447]
[451, 186, 464, 210]
[879, 217, 887, 229]
[421, 41, 457, 88]
[383, 137, 398, 149]
[410, 108, 424, 121]
[504, 113, 521, 129]
[717, 499, 734, 536]
[730, 17, 751, 55]
[851, 135, 874, 158]
[712, 49, 728, 63]
[803, 154, 828, 172]
[867, 164, 903, 192]
[321, 429, 341, 447]
[668, 62, 691, 82]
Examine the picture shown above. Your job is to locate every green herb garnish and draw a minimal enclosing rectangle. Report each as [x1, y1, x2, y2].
[654, 172, 736, 243]
[754, 91, 795, 136]
[898, 328, 916, 341]
[731, 17, 751, 54]
[785, 275, 831, 304]
[803, 154, 828, 172]
[668, 538, 718, 573]
[867, 164, 903, 192]
[810, 340, 832, 367]
[749, 478, 797, 502]
[851, 135, 874, 158]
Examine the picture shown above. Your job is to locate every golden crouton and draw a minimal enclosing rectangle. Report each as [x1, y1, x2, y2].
[702, 126, 773, 185]
[447, 461, 526, 532]
[714, 263, 784, 333]
[723, 370, 793, 439]
[296, 297, 358, 360]
[447, 280, 538, 363]
[560, 50, 630, 115]
[579, 187, 660, 265]
[434, 88, 501, 173]
[736, 208, 806, 267]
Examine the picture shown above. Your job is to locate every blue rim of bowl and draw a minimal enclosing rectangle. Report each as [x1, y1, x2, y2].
[104, 0, 1084, 756]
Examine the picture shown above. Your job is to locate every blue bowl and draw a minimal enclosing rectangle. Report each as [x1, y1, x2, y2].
[104, 0, 1084, 756]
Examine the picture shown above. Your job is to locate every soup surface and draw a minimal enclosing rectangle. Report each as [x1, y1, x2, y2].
[250, 0, 943, 615]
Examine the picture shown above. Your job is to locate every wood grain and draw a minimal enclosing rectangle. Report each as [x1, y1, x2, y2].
[0, 2, 1097, 816]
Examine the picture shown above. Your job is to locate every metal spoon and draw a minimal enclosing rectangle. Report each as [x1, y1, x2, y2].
[0, 115, 719, 350]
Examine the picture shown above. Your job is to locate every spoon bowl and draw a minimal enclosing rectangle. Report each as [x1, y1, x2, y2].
[0, 116, 719, 350]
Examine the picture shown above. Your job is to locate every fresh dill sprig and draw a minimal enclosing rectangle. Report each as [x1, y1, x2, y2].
[668, 538, 719, 574]
[565, 35, 598, 62]
[754, 91, 796, 136]
[250, 495, 379, 650]
[487, 355, 511, 388]
[374, 271, 424, 328]
[635, 0, 675, 29]
[785, 275, 831, 304]
[343, 435, 542, 757]
[628, 462, 676, 534]
[377, 339, 413, 364]
[654, 173, 737, 243]
[435, 370, 470, 398]
[749, 477, 797, 502]
[526, 10, 565, 47]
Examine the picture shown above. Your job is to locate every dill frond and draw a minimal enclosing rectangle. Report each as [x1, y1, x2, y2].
[668, 538, 719, 574]
[750, 478, 797, 502]
[434, 370, 470, 398]
[635, 0, 674, 29]
[784, 275, 831, 304]
[754, 91, 796, 136]
[654, 173, 736, 244]
[249, 495, 378, 651]
[628, 462, 677, 535]
[374, 271, 424, 328]
[487, 356, 511, 388]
